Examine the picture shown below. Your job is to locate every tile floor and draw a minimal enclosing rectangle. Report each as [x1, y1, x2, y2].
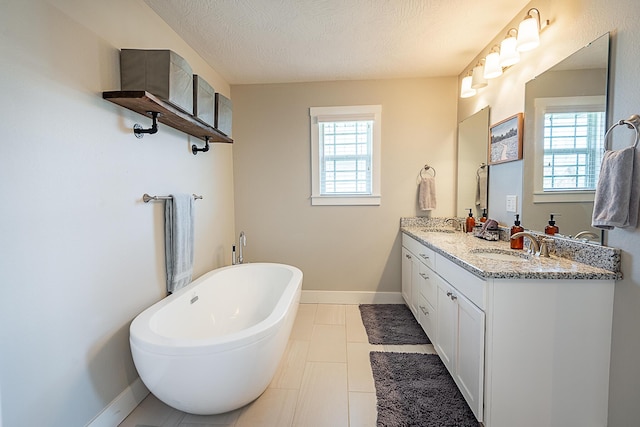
[119, 303, 436, 427]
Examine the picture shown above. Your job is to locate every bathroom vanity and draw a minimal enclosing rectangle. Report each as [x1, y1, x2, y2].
[400, 218, 619, 427]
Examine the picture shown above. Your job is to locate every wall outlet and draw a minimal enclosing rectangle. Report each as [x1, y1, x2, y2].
[506, 195, 518, 212]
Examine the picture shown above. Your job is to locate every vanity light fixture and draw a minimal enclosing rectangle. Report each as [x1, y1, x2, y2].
[517, 8, 544, 52]
[459, 7, 549, 98]
[483, 46, 503, 79]
[499, 28, 520, 67]
[471, 60, 488, 89]
[460, 72, 476, 98]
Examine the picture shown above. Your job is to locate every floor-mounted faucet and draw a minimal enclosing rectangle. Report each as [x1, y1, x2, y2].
[238, 231, 246, 264]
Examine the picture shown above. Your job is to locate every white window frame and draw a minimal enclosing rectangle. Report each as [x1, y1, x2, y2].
[309, 105, 382, 206]
[532, 96, 605, 203]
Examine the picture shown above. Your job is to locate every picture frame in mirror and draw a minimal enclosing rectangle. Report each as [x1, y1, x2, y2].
[489, 112, 523, 165]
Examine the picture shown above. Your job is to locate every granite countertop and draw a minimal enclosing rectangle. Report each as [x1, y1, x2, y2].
[401, 225, 619, 281]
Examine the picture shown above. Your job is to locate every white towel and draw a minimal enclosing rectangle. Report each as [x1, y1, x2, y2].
[475, 169, 488, 209]
[165, 193, 195, 293]
[592, 146, 640, 229]
[419, 176, 436, 211]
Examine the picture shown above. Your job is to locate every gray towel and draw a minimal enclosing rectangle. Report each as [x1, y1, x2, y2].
[592, 146, 640, 229]
[419, 176, 436, 211]
[165, 193, 195, 293]
[475, 169, 488, 209]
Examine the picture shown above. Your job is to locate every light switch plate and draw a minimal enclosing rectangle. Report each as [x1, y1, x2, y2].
[506, 195, 518, 212]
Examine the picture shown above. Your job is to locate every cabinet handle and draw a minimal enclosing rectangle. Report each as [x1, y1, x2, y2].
[450, 294, 458, 301]
[405, 254, 412, 259]
[419, 253, 430, 260]
[419, 305, 429, 316]
[446, 291, 452, 297]
[419, 273, 429, 279]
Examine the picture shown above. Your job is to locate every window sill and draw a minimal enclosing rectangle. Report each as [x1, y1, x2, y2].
[533, 191, 595, 203]
[311, 195, 381, 206]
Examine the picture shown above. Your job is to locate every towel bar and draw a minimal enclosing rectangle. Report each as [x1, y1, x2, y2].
[143, 193, 203, 203]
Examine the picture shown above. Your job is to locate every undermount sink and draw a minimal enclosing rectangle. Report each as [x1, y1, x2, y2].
[470, 248, 532, 261]
[420, 228, 456, 233]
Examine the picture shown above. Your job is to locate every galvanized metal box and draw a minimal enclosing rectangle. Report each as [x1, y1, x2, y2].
[120, 49, 193, 115]
[215, 93, 232, 137]
[193, 75, 215, 127]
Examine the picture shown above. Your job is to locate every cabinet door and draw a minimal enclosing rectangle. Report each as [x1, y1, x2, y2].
[455, 291, 485, 421]
[435, 275, 456, 372]
[401, 247, 414, 311]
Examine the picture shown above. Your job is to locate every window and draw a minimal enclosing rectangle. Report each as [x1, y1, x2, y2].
[533, 96, 605, 203]
[543, 111, 605, 191]
[310, 105, 381, 205]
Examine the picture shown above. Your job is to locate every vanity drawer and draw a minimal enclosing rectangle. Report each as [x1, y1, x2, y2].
[435, 254, 485, 310]
[418, 262, 437, 308]
[416, 293, 436, 341]
[402, 234, 435, 269]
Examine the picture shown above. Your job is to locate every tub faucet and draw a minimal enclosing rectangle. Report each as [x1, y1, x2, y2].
[238, 231, 247, 264]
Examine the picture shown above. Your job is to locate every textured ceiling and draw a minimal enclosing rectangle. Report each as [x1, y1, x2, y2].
[145, 0, 532, 85]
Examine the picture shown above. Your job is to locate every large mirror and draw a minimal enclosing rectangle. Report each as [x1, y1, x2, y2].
[457, 107, 490, 218]
[522, 33, 610, 242]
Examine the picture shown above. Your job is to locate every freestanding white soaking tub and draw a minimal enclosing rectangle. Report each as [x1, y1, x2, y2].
[130, 263, 302, 415]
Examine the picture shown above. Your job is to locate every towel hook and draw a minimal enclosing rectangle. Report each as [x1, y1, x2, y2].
[604, 114, 640, 150]
[420, 164, 436, 178]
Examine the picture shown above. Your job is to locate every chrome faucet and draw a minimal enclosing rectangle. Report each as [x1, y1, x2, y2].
[510, 232, 552, 257]
[238, 231, 247, 264]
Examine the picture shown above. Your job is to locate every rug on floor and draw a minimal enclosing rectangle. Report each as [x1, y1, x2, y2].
[359, 304, 430, 345]
[370, 352, 479, 427]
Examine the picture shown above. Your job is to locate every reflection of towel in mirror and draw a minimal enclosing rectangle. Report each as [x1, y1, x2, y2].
[592, 146, 640, 229]
[165, 193, 195, 293]
[475, 169, 488, 209]
[419, 176, 436, 211]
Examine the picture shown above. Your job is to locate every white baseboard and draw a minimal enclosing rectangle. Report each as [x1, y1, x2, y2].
[87, 377, 149, 427]
[300, 290, 403, 304]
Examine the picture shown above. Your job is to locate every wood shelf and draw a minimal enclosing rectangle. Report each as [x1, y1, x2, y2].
[102, 90, 233, 143]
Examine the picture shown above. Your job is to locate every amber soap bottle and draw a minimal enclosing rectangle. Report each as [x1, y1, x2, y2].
[480, 208, 487, 223]
[510, 214, 524, 249]
[465, 209, 475, 232]
[545, 214, 559, 235]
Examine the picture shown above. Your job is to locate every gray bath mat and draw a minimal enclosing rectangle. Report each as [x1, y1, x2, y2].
[370, 352, 479, 427]
[359, 304, 430, 345]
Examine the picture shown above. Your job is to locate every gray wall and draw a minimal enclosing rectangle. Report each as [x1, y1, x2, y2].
[231, 78, 457, 293]
[457, 0, 640, 424]
[0, 1, 235, 425]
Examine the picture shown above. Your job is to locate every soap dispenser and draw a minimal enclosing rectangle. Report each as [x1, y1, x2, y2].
[480, 208, 487, 223]
[510, 214, 524, 249]
[545, 214, 559, 236]
[466, 208, 475, 232]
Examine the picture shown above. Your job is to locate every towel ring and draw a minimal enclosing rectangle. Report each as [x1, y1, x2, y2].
[604, 114, 640, 150]
[420, 165, 436, 178]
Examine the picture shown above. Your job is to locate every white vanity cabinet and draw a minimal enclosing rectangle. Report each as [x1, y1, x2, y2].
[401, 234, 437, 339]
[401, 231, 616, 427]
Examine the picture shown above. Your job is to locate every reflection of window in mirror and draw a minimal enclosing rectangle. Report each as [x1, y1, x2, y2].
[532, 96, 605, 203]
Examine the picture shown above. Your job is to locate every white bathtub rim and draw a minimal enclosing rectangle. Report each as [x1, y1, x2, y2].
[130, 263, 303, 356]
